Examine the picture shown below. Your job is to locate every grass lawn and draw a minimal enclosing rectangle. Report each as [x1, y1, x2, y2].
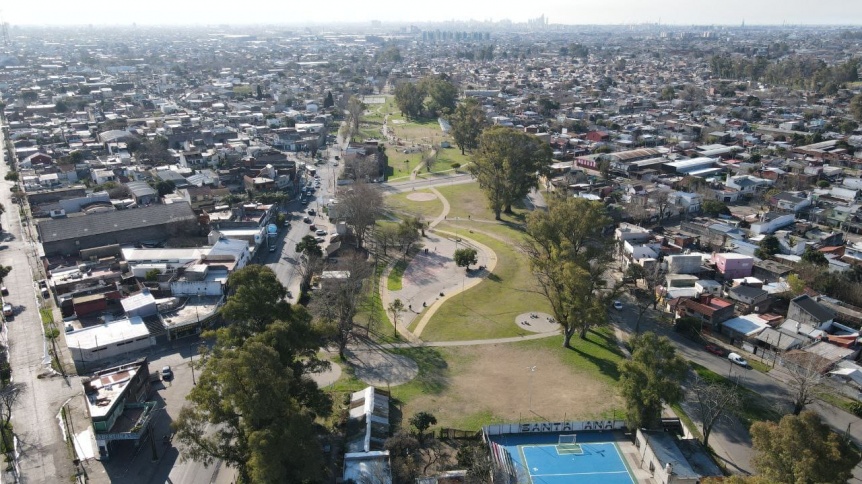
[690, 362, 782, 428]
[420, 225, 552, 341]
[434, 182, 530, 224]
[354, 254, 403, 346]
[385, 189, 444, 219]
[387, 259, 409, 291]
[385, 148, 423, 180]
[389, 117, 446, 144]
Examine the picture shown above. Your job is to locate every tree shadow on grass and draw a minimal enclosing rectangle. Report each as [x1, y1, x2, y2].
[566, 333, 622, 382]
[390, 346, 449, 395]
[587, 327, 626, 358]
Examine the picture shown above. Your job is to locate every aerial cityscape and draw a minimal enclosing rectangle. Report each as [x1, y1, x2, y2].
[1, 7, 862, 484]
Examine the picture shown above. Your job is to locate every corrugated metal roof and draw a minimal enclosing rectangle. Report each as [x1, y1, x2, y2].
[38, 203, 196, 243]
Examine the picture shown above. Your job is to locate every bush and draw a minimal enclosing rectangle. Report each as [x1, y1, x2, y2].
[847, 400, 862, 418]
[451, 162, 461, 169]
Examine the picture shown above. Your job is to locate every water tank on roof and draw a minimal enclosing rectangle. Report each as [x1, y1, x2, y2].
[267, 224, 277, 234]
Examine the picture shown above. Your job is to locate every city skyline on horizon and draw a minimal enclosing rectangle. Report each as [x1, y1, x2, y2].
[2, 0, 862, 28]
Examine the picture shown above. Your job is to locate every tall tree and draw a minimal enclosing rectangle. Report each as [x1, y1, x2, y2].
[323, 91, 334, 109]
[172, 318, 332, 484]
[345, 96, 365, 141]
[394, 82, 425, 119]
[338, 182, 383, 249]
[387, 298, 405, 338]
[623, 263, 665, 334]
[687, 376, 742, 448]
[618, 332, 688, 430]
[469, 126, 552, 220]
[524, 197, 616, 346]
[295, 235, 324, 259]
[750, 411, 860, 484]
[310, 254, 373, 358]
[783, 351, 827, 415]
[800, 247, 828, 267]
[219, 265, 291, 342]
[454, 248, 478, 271]
[420, 76, 458, 117]
[755, 234, 780, 259]
[448, 98, 487, 155]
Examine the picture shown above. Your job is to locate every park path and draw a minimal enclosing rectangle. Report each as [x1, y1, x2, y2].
[379, 185, 505, 341]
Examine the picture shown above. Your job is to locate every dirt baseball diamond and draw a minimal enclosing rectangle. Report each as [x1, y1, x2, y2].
[402, 344, 622, 429]
[406, 192, 438, 202]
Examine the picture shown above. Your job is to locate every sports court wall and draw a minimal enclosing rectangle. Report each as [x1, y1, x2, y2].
[483, 419, 626, 436]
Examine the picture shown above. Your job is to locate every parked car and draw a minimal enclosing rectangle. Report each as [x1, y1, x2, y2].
[728, 352, 749, 367]
[315, 229, 327, 236]
[309, 224, 317, 231]
[705, 344, 726, 357]
[161, 366, 173, 381]
[613, 300, 623, 310]
[2, 303, 12, 318]
[303, 217, 312, 224]
[307, 209, 316, 216]
[1, 286, 7, 296]
[315, 236, 325, 243]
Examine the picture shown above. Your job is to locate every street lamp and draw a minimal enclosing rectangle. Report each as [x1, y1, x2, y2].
[527, 365, 537, 411]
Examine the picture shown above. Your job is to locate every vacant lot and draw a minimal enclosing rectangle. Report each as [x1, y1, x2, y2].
[402, 334, 625, 430]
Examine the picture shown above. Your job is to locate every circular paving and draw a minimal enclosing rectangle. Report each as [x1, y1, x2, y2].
[346, 348, 419, 386]
[310, 360, 342, 388]
[515, 312, 559, 333]
[406, 192, 438, 202]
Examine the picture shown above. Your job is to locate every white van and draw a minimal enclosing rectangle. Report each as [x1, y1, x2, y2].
[728, 352, 748, 367]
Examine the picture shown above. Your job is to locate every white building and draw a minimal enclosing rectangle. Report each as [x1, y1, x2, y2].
[66, 316, 155, 370]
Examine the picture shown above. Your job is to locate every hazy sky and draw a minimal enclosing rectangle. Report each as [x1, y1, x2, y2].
[3, 0, 862, 26]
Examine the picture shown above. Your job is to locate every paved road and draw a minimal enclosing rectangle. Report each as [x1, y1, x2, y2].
[264, 151, 341, 301]
[611, 299, 862, 480]
[0, 119, 79, 483]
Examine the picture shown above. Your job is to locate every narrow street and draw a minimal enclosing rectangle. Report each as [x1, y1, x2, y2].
[611, 299, 862, 480]
[0, 121, 79, 482]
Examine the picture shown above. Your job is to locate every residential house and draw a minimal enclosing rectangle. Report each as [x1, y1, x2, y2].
[672, 294, 735, 330]
[713, 253, 753, 280]
[787, 294, 836, 328]
[771, 191, 812, 212]
[727, 284, 770, 313]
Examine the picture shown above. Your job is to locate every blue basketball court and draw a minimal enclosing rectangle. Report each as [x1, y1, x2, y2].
[490, 432, 635, 484]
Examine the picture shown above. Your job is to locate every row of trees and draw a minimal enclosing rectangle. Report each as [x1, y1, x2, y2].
[709, 54, 860, 94]
[172, 265, 333, 482]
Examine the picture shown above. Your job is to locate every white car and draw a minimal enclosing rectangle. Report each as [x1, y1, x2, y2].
[315, 229, 327, 236]
[613, 300, 623, 310]
[728, 352, 748, 367]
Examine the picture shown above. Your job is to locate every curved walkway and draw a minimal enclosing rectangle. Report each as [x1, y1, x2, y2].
[409, 229, 497, 337]
[380, 185, 504, 342]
